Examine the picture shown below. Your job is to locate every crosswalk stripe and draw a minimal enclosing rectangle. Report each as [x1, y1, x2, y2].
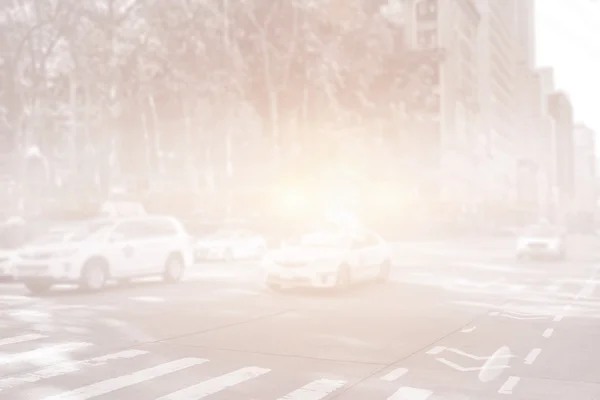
[380, 368, 408, 381]
[0, 349, 148, 392]
[157, 366, 271, 399]
[0, 334, 46, 347]
[43, 358, 207, 400]
[0, 342, 91, 365]
[277, 378, 346, 399]
[388, 386, 433, 399]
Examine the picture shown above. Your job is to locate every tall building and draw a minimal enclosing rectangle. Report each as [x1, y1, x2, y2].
[547, 91, 575, 219]
[474, 0, 523, 223]
[572, 124, 597, 227]
[513, 0, 535, 68]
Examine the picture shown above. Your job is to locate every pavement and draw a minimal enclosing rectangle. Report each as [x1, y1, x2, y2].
[0, 236, 599, 398]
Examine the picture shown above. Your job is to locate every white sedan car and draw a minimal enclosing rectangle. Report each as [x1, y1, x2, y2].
[516, 224, 566, 260]
[11, 216, 193, 294]
[264, 230, 392, 290]
[194, 229, 267, 262]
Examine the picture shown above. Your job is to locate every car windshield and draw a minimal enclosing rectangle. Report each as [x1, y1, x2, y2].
[288, 231, 349, 248]
[525, 225, 560, 237]
[207, 230, 238, 240]
[30, 224, 106, 245]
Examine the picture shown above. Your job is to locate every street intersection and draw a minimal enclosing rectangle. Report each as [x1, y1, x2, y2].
[0, 237, 598, 399]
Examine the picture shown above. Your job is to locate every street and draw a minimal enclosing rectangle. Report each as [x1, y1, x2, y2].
[0, 237, 599, 399]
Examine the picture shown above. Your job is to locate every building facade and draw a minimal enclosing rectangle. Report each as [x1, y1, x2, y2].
[547, 91, 575, 220]
[572, 124, 597, 227]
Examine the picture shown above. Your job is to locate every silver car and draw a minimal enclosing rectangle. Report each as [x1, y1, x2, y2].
[516, 224, 566, 260]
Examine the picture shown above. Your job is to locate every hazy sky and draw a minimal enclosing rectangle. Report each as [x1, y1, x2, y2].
[536, 0, 600, 135]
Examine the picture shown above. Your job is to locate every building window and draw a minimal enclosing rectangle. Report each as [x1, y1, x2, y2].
[417, 28, 437, 48]
[415, 0, 437, 22]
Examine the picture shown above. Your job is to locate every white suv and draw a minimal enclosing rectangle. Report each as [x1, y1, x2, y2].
[12, 216, 193, 294]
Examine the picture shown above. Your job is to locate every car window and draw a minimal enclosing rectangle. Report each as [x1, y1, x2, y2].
[293, 232, 350, 248]
[144, 219, 180, 237]
[238, 229, 255, 238]
[111, 221, 150, 240]
[210, 230, 239, 240]
[364, 233, 381, 246]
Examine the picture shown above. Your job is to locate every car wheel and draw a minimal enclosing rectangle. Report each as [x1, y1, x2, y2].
[80, 260, 107, 291]
[336, 265, 351, 287]
[164, 254, 184, 283]
[24, 280, 52, 295]
[377, 260, 391, 282]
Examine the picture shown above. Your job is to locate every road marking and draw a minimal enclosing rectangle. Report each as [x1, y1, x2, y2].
[45, 358, 206, 400]
[461, 326, 476, 333]
[545, 284, 560, 292]
[388, 386, 433, 399]
[0, 333, 46, 347]
[524, 348, 541, 364]
[426, 346, 445, 355]
[498, 376, 520, 394]
[277, 378, 346, 399]
[0, 349, 148, 391]
[575, 275, 598, 300]
[0, 342, 91, 365]
[553, 315, 563, 322]
[542, 328, 554, 338]
[434, 347, 513, 361]
[130, 296, 165, 303]
[380, 368, 408, 381]
[158, 366, 270, 399]
[437, 358, 510, 372]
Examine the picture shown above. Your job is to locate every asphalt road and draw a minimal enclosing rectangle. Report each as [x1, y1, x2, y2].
[0, 237, 599, 399]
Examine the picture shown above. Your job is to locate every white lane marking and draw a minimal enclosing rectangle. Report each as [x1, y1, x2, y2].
[542, 328, 554, 338]
[0, 334, 46, 347]
[388, 386, 433, 399]
[575, 274, 598, 300]
[158, 366, 271, 399]
[461, 326, 476, 333]
[0, 342, 91, 365]
[553, 315, 563, 322]
[425, 346, 445, 355]
[380, 368, 408, 381]
[545, 284, 560, 292]
[524, 348, 541, 364]
[498, 376, 521, 394]
[0, 349, 147, 391]
[435, 347, 513, 361]
[44, 358, 206, 400]
[437, 358, 509, 372]
[277, 379, 346, 399]
[130, 296, 165, 303]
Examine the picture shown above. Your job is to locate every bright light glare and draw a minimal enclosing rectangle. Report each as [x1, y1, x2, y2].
[373, 186, 397, 207]
[325, 210, 360, 230]
[278, 188, 306, 212]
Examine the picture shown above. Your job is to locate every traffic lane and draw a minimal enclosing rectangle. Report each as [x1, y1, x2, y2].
[502, 316, 600, 399]
[391, 234, 600, 260]
[500, 267, 600, 399]
[340, 300, 577, 399]
[0, 338, 386, 400]
[161, 286, 480, 366]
